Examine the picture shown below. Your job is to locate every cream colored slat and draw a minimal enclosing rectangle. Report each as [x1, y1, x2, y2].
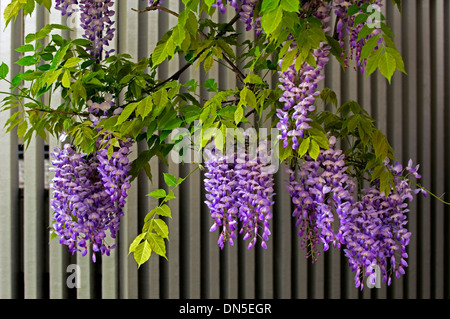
[0, 3, 20, 299]
[23, 6, 46, 300]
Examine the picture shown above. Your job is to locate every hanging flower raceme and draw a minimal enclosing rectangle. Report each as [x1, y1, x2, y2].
[277, 3, 332, 150]
[50, 94, 133, 262]
[50, 141, 132, 262]
[213, 0, 261, 33]
[204, 148, 240, 249]
[204, 141, 275, 250]
[339, 160, 422, 290]
[332, 0, 383, 73]
[55, 0, 116, 61]
[277, 42, 331, 149]
[287, 136, 355, 261]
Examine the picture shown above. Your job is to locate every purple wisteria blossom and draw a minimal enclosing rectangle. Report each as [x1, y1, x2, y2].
[287, 136, 355, 261]
[277, 3, 332, 149]
[204, 142, 275, 250]
[51, 94, 133, 262]
[213, 0, 261, 33]
[50, 141, 132, 262]
[339, 160, 418, 289]
[277, 42, 331, 149]
[55, 0, 116, 61]
[332, 0, 383, 73]
[55, 0, 78, 16]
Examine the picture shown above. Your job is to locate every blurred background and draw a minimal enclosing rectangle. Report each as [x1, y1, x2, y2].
[0, 0, 449, 299]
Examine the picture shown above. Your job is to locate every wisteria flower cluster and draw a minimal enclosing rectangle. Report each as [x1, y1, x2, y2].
[276, 3, 332, 150]
[50, 140, 132, 262]
[50, 95, 133, 262]
[55, 0, 116, 60]
[287, 136, 424, 288]
[277, 42, 331, 149]
[339, 160, 423, 289]
[213, 0, 261, 33]
[204, 142, 275, 250]
[286, 136, 355, 261]
[332, 0, 383, 72]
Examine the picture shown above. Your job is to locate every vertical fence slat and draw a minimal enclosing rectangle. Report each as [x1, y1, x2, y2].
[0, 2, 20, 299]
[402, 0, 418, 299]
[118, 0, 140, 299]
[431, 0, 445, 299]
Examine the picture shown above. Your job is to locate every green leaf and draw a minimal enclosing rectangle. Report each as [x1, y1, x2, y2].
[44, 68, 62, 86]
[17, 121, 28, 138]
[279, 142, 292, 162]
[16, 56, 36, 67]
[134, 240, 152, 267]
[15, 44, 35, 53]
[366, 48, 382, 77]
[156, 204, 172, 218]
[204, 54, 214, 74]
[64, 56, 82, 68]
[234, 106, 244, 124]
[281, 0, 299, 12]
[152, 36, 175, 66]
[261, 0, 280, 14]
[298, 137, 311, 157]
[378, 50, 397, 83]
[147, 189, 167, 199]
[281, 48, 298, 72]
[372, 130, 389, 160]
[151, 219, 169, 239]
[360, 34, 381, 60]
[136, 96, 153, 118]
[0, 62, 9, 79]
[308, 139, 320, 161]
[147, 233, 167, 259]
[261, 6, 283, 35]
[62, 69, 71, 88]
[129, 232, 147, 255]
[117, 102, 138, 125]
[163, 173, 178, 187]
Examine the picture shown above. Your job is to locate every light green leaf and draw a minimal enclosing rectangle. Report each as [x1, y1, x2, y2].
[151, 219, 169, 239]
[308, 139, 320, 161]
[378, 50, 397, 83]
[234, 106, 244, 124]
[281, 48, 298, 72]
[62, 69, 71, 88]
[16, 56, 36, 67]
[163, 173, 178, 187]
[156, 204, 172, 218]
[117, 102, 138, 125]
[360, 34, 381, 60]
[136, 96, 153, 118]
[261, 0, 280, 14]
[204, 54, 214, 74]
[366, 48, 382, 77]
[17, 121, 28, 138]
[281, 0, 299, 12]
[147, 189, 167, 199]
[129, 232, 147, 255]
[15, 44, 34, 53]
[0, 62, 9, 79]
[261, 6, 283, 35]
[298, 137, 310, 157]
[64, 56, 82, 68]
[134, 240, 152, 267]
[147, 233, 167, 259]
